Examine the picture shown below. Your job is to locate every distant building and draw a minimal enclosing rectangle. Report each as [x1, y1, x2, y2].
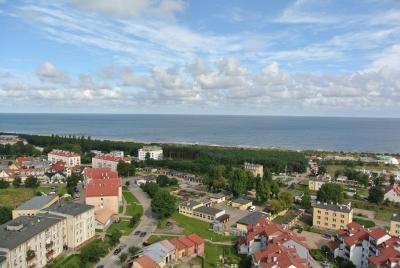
[110, 150, 124, 158]
[236, 212, 266, 234]
[308, 175, 331, 191]
[0, 135, 25, 145]
[312, 202, 353, 230]
[138, 146, 163, 161]
[230, 198, 252, 210]
[92, 153, 130, 171]
[390, 214, 400, 237]
[48, 149, 80, 168]
[384, 183, 400, 203]
[12, 194, 59, 219]
[244, 162, 264, 178]
[178, 200, 228, 223]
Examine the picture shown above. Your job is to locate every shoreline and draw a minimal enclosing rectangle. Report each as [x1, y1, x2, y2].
[2, 130, 396, 156]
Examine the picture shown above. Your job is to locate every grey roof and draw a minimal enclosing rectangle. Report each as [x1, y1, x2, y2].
[180, 200, 202, 208]
[392, 214, 400, 222]
[211, 193, 226, 199]
[193, 206, 223, 216]
[43, 202, 94, 216]
[313, 202, 352, 213]
[233, 198, 252, 205]
[237, 212, 264, 225]
[15, 195, 58, 210]
[143, 242, 170, 263]
[0, 214, 65, 250]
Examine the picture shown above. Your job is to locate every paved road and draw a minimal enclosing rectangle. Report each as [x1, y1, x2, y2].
[96, 178, 158, 268]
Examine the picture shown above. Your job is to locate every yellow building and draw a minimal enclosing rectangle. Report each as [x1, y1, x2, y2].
[12, 194, 59, 219]
[178, 200, 204, 217]
[244, 162, 264, 178]
[308, 179, 326, 191]
[390, 214, 400, 237]
[230, 198, 252, 210]
[312, 202, 353, 230]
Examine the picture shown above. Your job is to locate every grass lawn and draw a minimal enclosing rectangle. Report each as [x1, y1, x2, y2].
[204, 243, 242, 268]
[0, 187, 48, 208]
[123, 190, 139, 204]
[355, 187, 369, 197]
[351, 200, 399, 221]
[354, 217, 375, 228]
[171, 212, 234, 242]
[326, 164, 346, 177]
[50, 254, 93, 268]
[106, 220, 133, 236]
[125, 204, 143, 216]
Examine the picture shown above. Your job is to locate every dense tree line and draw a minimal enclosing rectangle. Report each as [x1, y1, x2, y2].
[6, 133, 307, 174]
[0, 142, 41, 157]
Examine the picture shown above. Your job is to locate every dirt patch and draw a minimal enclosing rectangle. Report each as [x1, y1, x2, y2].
[155, 219, 184, 234]
[354, 208, 376, 219]
[301, 230, 328, 248]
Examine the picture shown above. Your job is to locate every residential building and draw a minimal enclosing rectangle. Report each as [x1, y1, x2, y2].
[209, 192, 227, 204]
[84, 167, 122, 214]
[47, 149, 81, 168]
[41, 202, 95, 249]
[110, 150, 124, 158]
[390, 214, 400, 237]
[138, 146, 163, 161]
[244, 162, 264, 178]
[92, 153, 130, 171]
[0, 135, 25, 145]
[237, 216, 310, 267]
[230, 198, 252, 210]
[12, 195, 59, 219]
[130, 234, 204, 268]
[178, 200, 204, 217]
[43, 172, 66, 184]
[0, 214, 66, 268]
[308, 176, 330, 191]
[236, 212, 266, 234]
[312, 202, 353, 230]
[384, 183, 400, 203]
[192, 206, 226, 223]
[330, 221, 400, 268]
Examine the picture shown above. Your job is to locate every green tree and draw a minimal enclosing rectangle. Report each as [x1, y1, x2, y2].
[151, 190, 176, 219]
[119, 253, 128, 263]
[66, 174, 81, 195]
[317, 183, 344, 204]
[156, 175, 170, 187]
[279, 191, 293, 208]
[0, 179, 10, 189]
[24, 176, 40, 188]
[141, 183, 159, 198]
[80, 240, 106, 263]
[270, 180, 280, 198]
[128, 246, 139, 255]
[389, 175, 396, 185]
[129, 214, 140, 227]
[300, 191, 311, 209]
[0, 206, 12, 224]
[256, 177, 270, 202]
[228, 168, 248, 197]
[12, 177, 22, 188]
[108, 228, 122, 246]
[368, 186, 384, 204]
[117, 161, 136, 177]
[269, 199, 285, 214]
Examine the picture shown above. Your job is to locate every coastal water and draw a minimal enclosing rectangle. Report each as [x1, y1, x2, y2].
[0, 113, 400, 153]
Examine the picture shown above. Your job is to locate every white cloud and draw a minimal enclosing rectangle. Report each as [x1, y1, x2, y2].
[72, 0, 185, 19]
[36, 61, 69, 84]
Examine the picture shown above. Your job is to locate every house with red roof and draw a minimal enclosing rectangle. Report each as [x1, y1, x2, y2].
[330, 221, 399, 268]
[384, 183, 400, 203]
[237, 214, 310, 267]
[48, 149, 81, 168]
[84, 167, 122, 214]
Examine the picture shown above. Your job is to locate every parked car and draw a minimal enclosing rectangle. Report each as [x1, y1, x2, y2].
[113, 248, 122, 255]
[140, 232, 147, 237]
[323, 233, 332, 239]
[134, 230, 141, 236]
[248, 206, 256, 212]
[96, 265, 104, 268]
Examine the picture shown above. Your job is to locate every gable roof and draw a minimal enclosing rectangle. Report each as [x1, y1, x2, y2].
[134, 255, 159, 268]
[95, 208, 114, 224]
[187, 233, 205, 245]
[237, 212, 265, 225]
[15, 195, 59, 210]
[85, 177, 121, 197]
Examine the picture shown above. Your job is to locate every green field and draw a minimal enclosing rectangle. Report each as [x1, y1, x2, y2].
[204, 243, 242, 268]
[107, 220, 134, 236]
[123, 190, 139, 203]
[351, 200, 399, 221]
[0, 186, 55, 208]
[172, 212, 234, 242]
[125, 204, 143, 216]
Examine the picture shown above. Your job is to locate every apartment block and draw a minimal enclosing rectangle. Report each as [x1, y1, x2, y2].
[312, 202, 353, 230]
[244, 162, 264, 178]
[138, 146, 163, 161]
[390, 214, 400, 237]
[47, 149, 81, 168]
[92, 154, 130, 171]
[12, 195, 59, 219]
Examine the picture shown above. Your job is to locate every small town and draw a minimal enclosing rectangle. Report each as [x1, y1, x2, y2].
[0, 134, 399, 268]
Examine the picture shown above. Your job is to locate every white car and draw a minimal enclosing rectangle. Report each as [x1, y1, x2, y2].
[248, 206, 256, 212]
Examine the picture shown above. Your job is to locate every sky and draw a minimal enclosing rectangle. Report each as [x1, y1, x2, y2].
[0, 0, 400, 117]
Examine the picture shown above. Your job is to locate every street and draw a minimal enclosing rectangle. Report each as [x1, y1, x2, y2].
[96, 178, 158, 268]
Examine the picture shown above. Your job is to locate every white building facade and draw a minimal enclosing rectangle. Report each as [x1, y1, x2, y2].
[47, 150, 81, 168]
[138, 146, 163, 161]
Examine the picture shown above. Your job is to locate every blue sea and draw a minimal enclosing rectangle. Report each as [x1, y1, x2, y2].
[0, 113, 400, 153]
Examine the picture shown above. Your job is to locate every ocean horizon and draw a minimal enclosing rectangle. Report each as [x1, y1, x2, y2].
[1, 113, 400, 154]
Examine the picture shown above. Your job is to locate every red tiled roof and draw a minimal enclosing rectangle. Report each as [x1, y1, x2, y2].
[177, 236, 195, 248]
[385, 183, 400, 195]
[85, 178, 121, 197]
[49, 149, 80, 157]
[327, 240, 338, 251]
[16, 156, 31, 166]
[84, 167, 119, 180]
[187, 233, 205, 245]
[134, 255, 159, 268]
[369, 241, 400, 267]
[169, 238, 186, 250]
[52, 161, 65, 172]
[369, 228, 388, 240]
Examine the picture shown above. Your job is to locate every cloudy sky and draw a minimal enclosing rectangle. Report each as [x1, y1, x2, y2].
[0, 0, 400, 117]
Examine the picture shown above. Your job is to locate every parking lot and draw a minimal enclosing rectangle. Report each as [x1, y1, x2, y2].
[214, 202, 256, 228]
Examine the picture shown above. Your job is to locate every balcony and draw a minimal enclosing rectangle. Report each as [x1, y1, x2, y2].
[26, 251, 35, 261]
[28, 264, 36, 268]
[46, 249, 54, 257]
[45, 241, 54, 249]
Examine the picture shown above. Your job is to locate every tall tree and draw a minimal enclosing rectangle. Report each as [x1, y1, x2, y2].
[151, 190, 176, 219]
[228, 168, 249, 197]
[12, 177, 22, 188]
[368, 187, 384, 204]
[0, 180, 10, 189]
[24, 176, 40, 188]
[270, 180, 280, 198]
[279, 191, 293, 208]
[0, 206, 12, 224]
[317, 183, 344, 204]
[256, 177, 270, 202]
